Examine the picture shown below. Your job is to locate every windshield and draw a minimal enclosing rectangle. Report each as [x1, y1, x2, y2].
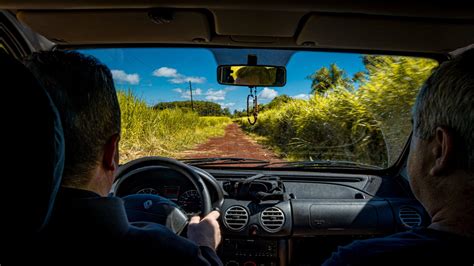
[79, 48, 437, 168]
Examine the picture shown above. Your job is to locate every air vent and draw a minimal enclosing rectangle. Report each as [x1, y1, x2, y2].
[224, 206, 249, 231]
[399, 207, 422, 228]
[260, 207, 285, 233]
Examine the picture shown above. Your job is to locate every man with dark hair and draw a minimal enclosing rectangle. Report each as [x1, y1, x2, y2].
[24, 51, 222, 265]
[25, 51, 121, 194]
[323, 49, 474, 265]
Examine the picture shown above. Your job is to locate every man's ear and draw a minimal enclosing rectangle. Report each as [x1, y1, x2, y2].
[430, 127, 455, 176]
[102, 133, 120, 172]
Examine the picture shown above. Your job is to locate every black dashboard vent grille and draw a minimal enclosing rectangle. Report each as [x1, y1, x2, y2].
[399, 207, 422, 228]
[224, 206, 249, 231]
[260, 207, 285, 233]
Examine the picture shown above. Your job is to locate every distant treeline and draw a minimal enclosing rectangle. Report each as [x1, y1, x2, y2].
[232, 95, 293, 118]
[154, 100, 231, 116]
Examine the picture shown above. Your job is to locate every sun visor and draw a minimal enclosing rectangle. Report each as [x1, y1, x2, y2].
[16, 10, 211, 44]
[297, 14, 474, 53]
[213, 10, 305, 37]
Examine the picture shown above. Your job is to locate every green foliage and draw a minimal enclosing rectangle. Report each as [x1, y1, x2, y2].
[232, 95, 292, 117]
[222, 108, 231, 117]
[232, 109, 247, 118]
[240, 90, 386, 165]
[358, 55, 438, 163]
[263, 94, 293, 110]
[118, 90, 231, 163]
[307, 63, 354, 95]
[154, 100, 230, 116]
[240, 56, 438, 167]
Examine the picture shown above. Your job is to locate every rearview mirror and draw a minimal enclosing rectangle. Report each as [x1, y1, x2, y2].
[217, 65, 286, 87]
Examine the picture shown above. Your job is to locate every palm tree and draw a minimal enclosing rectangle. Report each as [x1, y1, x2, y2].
[307, 63, 353, 95]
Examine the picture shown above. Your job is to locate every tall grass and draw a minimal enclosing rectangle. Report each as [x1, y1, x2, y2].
[240, 90, 386, 166]
[239, 56, 437, 167]
[118, 90, 231, 163]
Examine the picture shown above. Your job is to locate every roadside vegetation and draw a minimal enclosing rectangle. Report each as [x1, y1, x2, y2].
[239, 55, 438, 167]
[118, 91, 231, 163]
[154, 100, 232, 116]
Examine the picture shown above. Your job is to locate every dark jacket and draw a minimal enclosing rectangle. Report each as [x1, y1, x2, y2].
[42, 187, 222, 265]
[323, 227, 473, 266]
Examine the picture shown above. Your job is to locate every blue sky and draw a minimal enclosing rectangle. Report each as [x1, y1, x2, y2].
[79, 48, 365, 111]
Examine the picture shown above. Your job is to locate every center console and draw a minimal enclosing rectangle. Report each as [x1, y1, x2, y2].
[218, 174, 292, 266]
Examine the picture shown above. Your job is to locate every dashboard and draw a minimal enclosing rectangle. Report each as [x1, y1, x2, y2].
[136, 186, 202, 215]
[114, 167, 204, 215]
[112, 164, 428, 266]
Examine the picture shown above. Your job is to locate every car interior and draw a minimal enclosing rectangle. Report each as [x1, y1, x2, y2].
[1, 1, 473, 265]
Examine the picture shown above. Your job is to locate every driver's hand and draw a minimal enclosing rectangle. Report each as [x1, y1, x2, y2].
[187, 210, 222, 250]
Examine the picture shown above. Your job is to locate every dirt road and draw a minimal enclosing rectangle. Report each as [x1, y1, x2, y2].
[181, 123, 283, 163]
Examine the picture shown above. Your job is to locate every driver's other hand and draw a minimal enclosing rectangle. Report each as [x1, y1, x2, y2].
[187, 210, 222, 250]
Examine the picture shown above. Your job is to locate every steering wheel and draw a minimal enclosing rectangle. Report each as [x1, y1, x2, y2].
[111, 156, 216, 234]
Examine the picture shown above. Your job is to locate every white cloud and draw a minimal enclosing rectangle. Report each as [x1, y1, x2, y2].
[224, 86, 238, 91]
[204, 87, 237, 101]
[153, 67, 179, 78]
[153, 67, 206, 84]
[205, 89, 227, 101]
[169, 76, 206, 84]
[173, 87, 233, 101]
[292, 93, 311, 100]
[259, 87, 278, 100]
[173, 88, 202, 99]
[111, 70, 140, 85]
[220, 102, 235, 109]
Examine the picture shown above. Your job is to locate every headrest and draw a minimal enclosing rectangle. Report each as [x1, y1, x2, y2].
[0, 51, 64, 237]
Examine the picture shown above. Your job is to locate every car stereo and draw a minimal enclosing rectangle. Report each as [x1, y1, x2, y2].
[220, 238, 279, 266]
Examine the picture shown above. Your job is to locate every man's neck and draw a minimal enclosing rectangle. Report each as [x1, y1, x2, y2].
[61, 167, 110, 196]
[67, 167, 113, 197]
[427, 176, 474, 238]
[61, 184, 103, 196]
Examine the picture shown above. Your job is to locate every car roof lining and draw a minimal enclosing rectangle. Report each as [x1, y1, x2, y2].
[297, 14, 474, 54]
[16, 10, 212, 44]
[3, 1, 473, 56]
[2, 0, 474, 19]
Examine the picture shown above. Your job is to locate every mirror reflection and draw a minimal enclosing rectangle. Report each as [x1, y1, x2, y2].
[218, 65, 286, 87]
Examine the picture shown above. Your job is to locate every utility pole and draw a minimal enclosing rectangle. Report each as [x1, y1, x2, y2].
[189, 81, 194, 111]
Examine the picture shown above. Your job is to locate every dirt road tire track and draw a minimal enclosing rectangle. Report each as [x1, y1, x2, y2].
[181, 123, 283, 163]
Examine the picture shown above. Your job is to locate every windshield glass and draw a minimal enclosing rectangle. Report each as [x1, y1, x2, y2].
[79, 48, 438, 168]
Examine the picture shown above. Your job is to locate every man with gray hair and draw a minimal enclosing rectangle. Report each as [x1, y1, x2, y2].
[323, 49, 474, 265]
